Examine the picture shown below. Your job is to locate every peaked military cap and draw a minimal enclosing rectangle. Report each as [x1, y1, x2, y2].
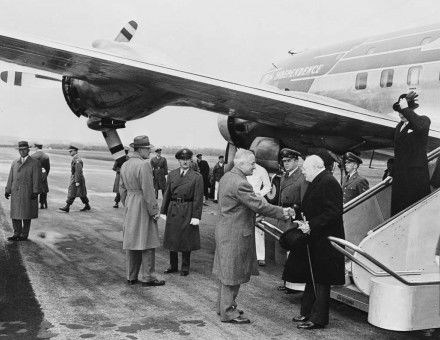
[68, 145, 79, 151]
[280, 148, 301, 160]
[196, 153, 202, 158]
[175, 148, 193, 160]
[18, 141, 30, 150]
[155, 148, 162, 153]
[345, 152, 363, 165]
[34, 143, 43, 148]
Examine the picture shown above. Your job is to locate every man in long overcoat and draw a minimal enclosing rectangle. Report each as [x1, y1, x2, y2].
[196, 154, 210, 200]
[213, 149, 293, 324]
[391, 91, 430, 215]
[342, 152, 369, 204]
[287, 155, 345, 330]
[119, 135, 165, 286]
[161, 148, 204, 276]
[31, 143, 50, 209]
[150, 148, 168, 199]
[112, 148, 129, 208]
[5, 141, 41, 241]
[212, 155, 225, 202]
[59, 145, 91, 213]
[278, 148, 308, 293]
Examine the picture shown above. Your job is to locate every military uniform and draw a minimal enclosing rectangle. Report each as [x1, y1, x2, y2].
[31, 145, 50, 208]
[342, 152, 369, 204]
[161, 148, 204, 275]
[150, 149, 168, 198]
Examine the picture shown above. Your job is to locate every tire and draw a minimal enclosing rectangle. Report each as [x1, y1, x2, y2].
[265, 175, 280, 205]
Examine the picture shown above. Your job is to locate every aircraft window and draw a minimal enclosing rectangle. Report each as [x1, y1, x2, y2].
[407, 66, 422, 86]
[380, 69, 394, 88]
[355, 72, 368, 90]
[421, 37, 432, 45]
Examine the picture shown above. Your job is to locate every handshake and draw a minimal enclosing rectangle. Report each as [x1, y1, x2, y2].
[282, 207, 296, 220]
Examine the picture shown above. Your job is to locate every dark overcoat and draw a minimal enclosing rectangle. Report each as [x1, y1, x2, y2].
[31, 150, 50, 193]
[112, 156, 128, 193]
[283, 170, 345, 285]
[277, 168, 308, 231]
[212, 167, 285, 286]
[391, 108, 431, 215]
[5, 156, 41, 219]
[150, 156, 168, 191]
[67, 154, 87, 198]
[212, 162, 225, 182]
[197, 159, 210, 194]
[161, 168, 204, 251]
[342, 172, 369, 204]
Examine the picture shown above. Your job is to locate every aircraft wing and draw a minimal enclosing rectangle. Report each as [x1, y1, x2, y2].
[1, 30, 437, 146]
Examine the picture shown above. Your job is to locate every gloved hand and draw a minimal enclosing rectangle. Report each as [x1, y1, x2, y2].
[153, 213, 160, 221]
[190, 218, 200, 226]
[406, 91, 419, 109]
[5, 193, 10, 200]
[160, 214, 167, 221]
[31, 193, 38, 199]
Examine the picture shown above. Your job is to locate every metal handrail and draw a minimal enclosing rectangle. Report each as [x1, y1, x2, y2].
[343, 145, 440, 214]
[329, 236, 440, 286]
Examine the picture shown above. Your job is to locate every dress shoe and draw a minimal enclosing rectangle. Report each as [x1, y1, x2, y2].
[127, 279, 138, 285]
[213, 200, 218, 203]
[217, 307, 244, 316]
[80, 204, 91, 212]
[285, 288, 302, 294]
[277, 285, 287, 291]
[7, 235, 20, 241]
[222, 316, 250, 324]
[297, 321, 325, 330]
[18, 236, 29, 241]
[40, 204, 45, 209]
[142, 279, 165, 287]
[180, 270, 189, 276]
[44, 202, 48, 209]
[113, 203, 119, 208]
[292, 315, 309, 322]
[59, 205, 70, 213]
[258, 260, 266, 267]
[164, 268, 178, 274]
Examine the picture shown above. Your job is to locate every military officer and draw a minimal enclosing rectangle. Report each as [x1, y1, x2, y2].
[31, 143, 50, 209]
[5, 141, 41, 241]
[342, 152, 369, 204]
[277, 148, 308, 294]
[150, 148, 168, 199]
[160, 148, 204, 276]
[59, 145, 91, 213]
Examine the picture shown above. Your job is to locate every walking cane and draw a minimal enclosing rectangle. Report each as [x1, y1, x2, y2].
[302, 213, 317, 297]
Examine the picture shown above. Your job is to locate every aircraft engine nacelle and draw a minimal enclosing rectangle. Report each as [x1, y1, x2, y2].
[249, 137, 281, 173]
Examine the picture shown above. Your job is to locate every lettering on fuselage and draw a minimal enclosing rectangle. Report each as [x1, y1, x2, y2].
[273, 64, 324, 80]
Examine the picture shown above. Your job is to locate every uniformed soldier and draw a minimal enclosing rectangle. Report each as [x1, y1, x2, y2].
[160, 148, 204, 276]
[31, 143, 50, 209]
[150, 148, 168, 199]
[277, 148, 308, 294]
[342, 152, 369, 204]
[59, 145, 91, 213]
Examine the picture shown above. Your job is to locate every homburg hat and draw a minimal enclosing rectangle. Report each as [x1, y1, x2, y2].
[129, 135, 153, 149]
[175, 148, 193, 160]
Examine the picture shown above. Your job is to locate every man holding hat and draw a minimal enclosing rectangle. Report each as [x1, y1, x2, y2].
[278, 148, 308, 294]
[5, 141, 41, 241]
[119, 135, 165, 286]
[160, 148, 204, 276]
[150, 148, 168, 199]
[59, 145, 91, 213]
[31, 143, 50, 209]
[342, 152, 369, 204]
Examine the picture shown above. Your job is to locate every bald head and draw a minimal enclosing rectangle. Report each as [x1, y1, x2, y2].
[302, 155, 325, 182]
[234, 149, 256, 176]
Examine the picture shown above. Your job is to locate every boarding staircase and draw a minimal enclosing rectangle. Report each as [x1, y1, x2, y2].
[257, 147, 440, 331]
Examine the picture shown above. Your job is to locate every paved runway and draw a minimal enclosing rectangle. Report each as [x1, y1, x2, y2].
[0, 147, 428, 339]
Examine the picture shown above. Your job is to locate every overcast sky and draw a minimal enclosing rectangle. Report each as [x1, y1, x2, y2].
[0, 0, 439, 148]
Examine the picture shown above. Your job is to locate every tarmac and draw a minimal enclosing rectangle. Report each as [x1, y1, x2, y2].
[0, 147, 435, 339]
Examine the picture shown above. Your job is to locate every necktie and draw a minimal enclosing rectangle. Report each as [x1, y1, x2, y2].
[400, 122, 408, 132]
[180, 171, 184, 177]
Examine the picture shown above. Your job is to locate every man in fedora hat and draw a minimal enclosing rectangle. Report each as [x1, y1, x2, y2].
[161, 148, 204, 276]
[59, 145, 91, 213]
[119, 135, 165, 286]
[150, 148, 168, 199]
[31, 142, 50, 209]
[5, 141, 41, 241]
[342, 152, 369, 204]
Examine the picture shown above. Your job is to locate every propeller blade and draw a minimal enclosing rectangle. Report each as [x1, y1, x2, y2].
[114, 20, 138, 42]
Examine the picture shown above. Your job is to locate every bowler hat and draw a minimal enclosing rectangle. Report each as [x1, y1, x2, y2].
[18, 141, 30, 150]
[345, 152, 363, 165]
[175, 148, 193, 160]
[68, 145, 79, 151]
[280, 148, 301, 160]
[129, 135, 153, 149]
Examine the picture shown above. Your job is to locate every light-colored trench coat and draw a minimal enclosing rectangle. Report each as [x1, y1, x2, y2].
[5, 156, 41, 219]
[119, 153, 160, 250]
[212, 167, 285, 286]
